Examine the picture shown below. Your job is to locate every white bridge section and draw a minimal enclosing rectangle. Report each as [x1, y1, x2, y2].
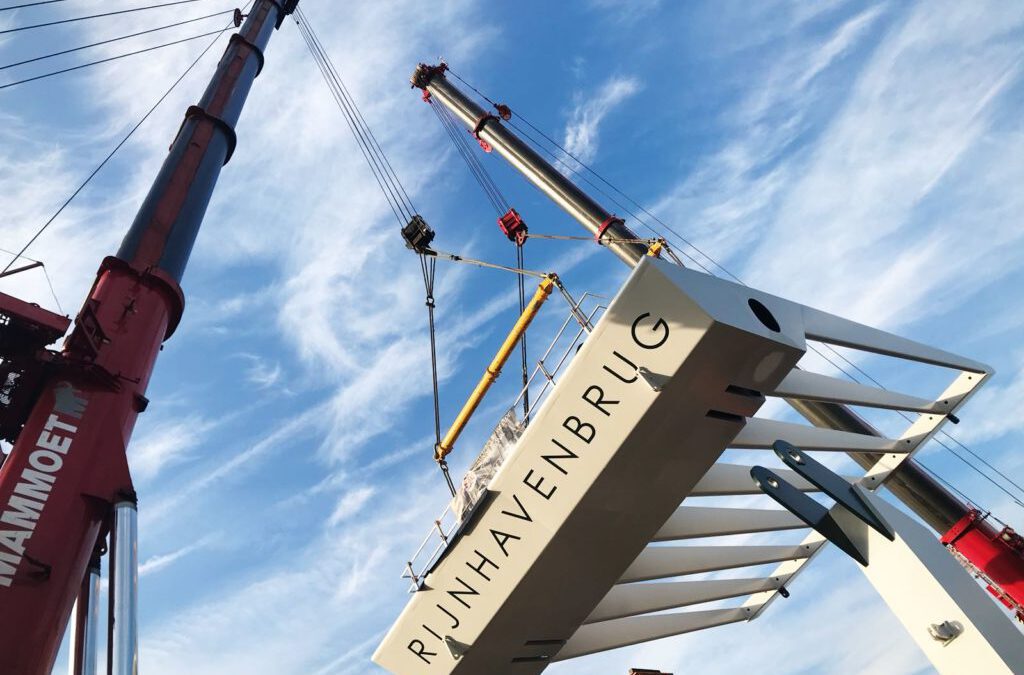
[374, 257, 992, 674]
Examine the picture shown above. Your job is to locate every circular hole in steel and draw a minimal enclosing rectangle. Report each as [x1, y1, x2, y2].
[748, 298, 780, 332]
[767, 477, 779, 489]
[788, 450, 805, 464]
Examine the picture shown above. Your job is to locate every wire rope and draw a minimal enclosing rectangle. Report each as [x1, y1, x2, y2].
[0, 9, 234, 71]
[0, 0, 214, 35]
[0, 12, 241, 275]
[0, 0, 69, 11]
[0, 29, 226, 91]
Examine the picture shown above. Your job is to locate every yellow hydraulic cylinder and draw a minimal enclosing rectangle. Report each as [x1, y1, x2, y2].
[435, 275, 556, 461]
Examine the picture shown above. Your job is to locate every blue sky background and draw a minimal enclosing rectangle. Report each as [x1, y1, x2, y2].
[1, 1, 1023, 673]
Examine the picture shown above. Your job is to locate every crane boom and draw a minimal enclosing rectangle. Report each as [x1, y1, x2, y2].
[0, 3, 297, 672]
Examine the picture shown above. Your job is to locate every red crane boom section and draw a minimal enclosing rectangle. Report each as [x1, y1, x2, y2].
[0, 2, 293, 671]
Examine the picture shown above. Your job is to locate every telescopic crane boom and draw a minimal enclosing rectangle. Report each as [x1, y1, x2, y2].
[0, 2, 297, 672]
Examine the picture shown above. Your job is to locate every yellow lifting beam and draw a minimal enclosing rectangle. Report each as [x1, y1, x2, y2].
[434, 274, 557, 461]
[646, 238, 665, 258]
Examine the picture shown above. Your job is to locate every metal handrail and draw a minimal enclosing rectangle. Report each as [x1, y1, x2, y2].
[401, 295, 607, 591]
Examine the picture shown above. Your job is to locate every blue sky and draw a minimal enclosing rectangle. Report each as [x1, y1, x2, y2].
[2, 0, 1023, 673]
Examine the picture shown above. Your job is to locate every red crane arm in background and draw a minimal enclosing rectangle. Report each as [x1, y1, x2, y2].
[0, 1, 297, 672]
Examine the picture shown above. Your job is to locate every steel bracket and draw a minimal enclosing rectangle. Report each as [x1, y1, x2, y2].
[751, 440, 896, 567]
[751, 465, 871, 565]
[773, 440, 895, 540]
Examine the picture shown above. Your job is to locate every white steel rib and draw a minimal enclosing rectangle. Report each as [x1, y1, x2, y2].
[587, 577, 790, 623]
[653, 506, 805, 541]
[690, 463, 823, 496]
[732, 418, 903, 452]
[620, 544, 820, 583]
[771, 369, 954, 413]
[557, 607, 757, 661]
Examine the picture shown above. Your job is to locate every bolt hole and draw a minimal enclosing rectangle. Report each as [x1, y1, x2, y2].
[748, 298, 780, 332]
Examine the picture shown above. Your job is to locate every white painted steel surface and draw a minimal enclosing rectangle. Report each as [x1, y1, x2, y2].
[858, 492, 1024, 674]
[376, 252, 996, 674]
[557, 607, 756, 661]
[374, 258, 806, 673]
[621, 544, 819, 583]
[653, 506, 804, 541]
[587, 577, 789, 623]
[689, 463, 822, 496]
[772, 369, 947, 413]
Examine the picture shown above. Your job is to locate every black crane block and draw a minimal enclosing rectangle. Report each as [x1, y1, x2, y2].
[402, 215, 436, 253]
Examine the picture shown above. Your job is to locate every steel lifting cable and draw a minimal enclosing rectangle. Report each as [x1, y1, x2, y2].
[0, 10, 243, 276]
[0, 29, 227, 91]
[0, 0, 215, 35]
[0, 0, 67, 10]
[444, 66, 1024, 514]
[430, 101, 507, 213]
[446, 67, 733, 280]
[295, 9, 464, 495]
[428, 249, 591, 331]
[419, 253, 456, 496]
[427, 88, 533, 419]
[0, 9, 235, 72]
[0, 246, 63, 313]
[299, 12, 417, 219]
[294, 11, 414, 225]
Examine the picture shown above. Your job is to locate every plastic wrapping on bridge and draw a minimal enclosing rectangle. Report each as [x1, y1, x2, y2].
[452, 409, 523, 522]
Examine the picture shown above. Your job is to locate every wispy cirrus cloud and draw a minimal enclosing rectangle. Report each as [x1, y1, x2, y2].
[651, 4, 886, 266]
[563, 75, 642, 164]
[129, 415, 219, 484]
[139, 535, 216, 578]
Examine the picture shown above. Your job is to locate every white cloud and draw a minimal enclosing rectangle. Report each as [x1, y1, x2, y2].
[235, 353, 284, 389]
[327, 486, 376, 527]
[651, 4, 886, 268]
[563, 75, 642, 164]
[139, 536, 214, 577]
[138, 469, 442, 675]
[129, 415, 217, 484]
[588, 0, 663, 24]
[741, 2, 1024, 331]
[956, 352, 1024, 452]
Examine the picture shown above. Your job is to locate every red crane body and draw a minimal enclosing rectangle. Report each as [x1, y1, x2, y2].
[0, 2, 296, 671]
[942, 510, 1024, 621]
